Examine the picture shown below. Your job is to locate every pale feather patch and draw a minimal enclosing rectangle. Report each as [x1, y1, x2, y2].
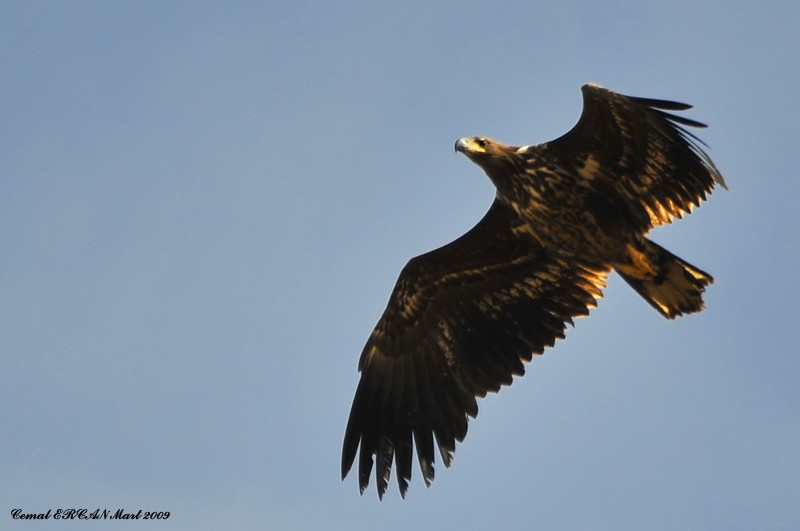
[618, 243, 658, 278]
[511, 223, 539, 239]
[577, 154, 603, 181]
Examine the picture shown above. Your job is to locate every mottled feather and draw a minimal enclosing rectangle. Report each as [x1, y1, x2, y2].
[542, 84, 726, 230]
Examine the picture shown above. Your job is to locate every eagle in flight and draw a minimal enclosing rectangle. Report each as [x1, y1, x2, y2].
[341, 84, 726, 499]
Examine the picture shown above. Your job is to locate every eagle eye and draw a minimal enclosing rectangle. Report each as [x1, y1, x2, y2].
[476, 138, 487, 147]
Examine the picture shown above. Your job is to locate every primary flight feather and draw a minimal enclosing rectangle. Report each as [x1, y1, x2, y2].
[341, 83, 726, 499]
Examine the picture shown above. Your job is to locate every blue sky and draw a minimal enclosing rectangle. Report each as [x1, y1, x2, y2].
[2, 1, 798, 529]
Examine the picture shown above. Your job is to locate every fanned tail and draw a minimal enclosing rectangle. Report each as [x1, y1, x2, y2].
[617, 239, 713, 319]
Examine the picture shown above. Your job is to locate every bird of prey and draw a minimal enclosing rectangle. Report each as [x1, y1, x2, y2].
[341, 83, 726, 499]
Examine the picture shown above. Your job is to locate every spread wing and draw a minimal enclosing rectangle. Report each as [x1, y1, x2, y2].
[543, 83, 727, 231]
[341, 200, 608, 498]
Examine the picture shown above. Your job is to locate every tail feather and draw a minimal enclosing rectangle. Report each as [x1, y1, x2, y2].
[617, 240, 713, 319]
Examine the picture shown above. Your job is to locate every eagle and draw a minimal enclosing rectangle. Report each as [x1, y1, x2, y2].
[341, 83, 726, 499]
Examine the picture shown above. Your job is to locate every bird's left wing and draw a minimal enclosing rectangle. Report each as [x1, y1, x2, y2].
[341, 199, 607, 498]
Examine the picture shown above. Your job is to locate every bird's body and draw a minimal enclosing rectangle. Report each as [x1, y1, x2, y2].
[342, 84, 726, 499]
[462, 139, 637, 264]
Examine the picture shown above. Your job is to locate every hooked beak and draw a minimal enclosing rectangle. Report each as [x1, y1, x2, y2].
[454, 137, 470, 153]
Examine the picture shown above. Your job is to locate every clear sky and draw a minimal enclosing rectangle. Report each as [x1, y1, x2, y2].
[2, 1, 798, 530]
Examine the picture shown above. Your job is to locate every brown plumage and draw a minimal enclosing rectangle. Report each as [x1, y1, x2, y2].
[341, 83, 726, 499]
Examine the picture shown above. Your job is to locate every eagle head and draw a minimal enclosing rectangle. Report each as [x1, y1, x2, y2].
[455, 136, 493, 156]
[455, 136, 520, 183]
